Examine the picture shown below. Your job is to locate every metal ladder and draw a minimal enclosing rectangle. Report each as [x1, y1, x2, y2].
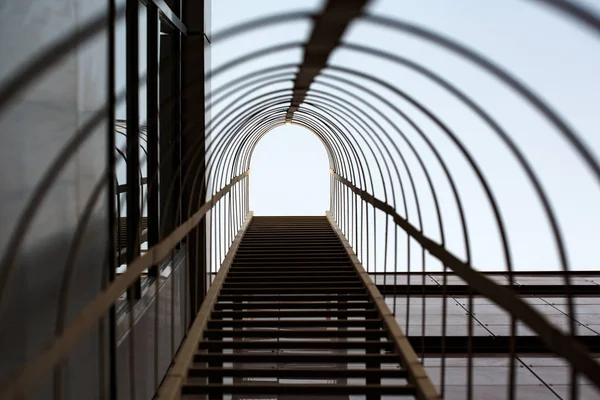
[179, 216, 438, 399]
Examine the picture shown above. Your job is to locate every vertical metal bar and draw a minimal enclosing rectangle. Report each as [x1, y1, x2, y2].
[170, 246, 176, 356]
[420, 245, 426, 362]
[330, 173, 333, 213]
[332, 177, 336, 219]
[147, 1, 159, 278]
[366, 201, 370, 273]
[173, 30, 182, 234]
[125, 0, 141, 366]
[373, 198, 377, 274]
[509, 310, 517, 400]
[339, 180, 342, 231]
[441, 263, 448, 398]
[126, 0, 141, 299]
[345, 185, 349, 240]
[366, 236, 379, 400]
[383, 214, 389, 298]
[181, 0, 207, 321]
[348, 186, 351, 246]
[208, 208, 213, 284]
[246, 175, 249, 214]
[235, 182, 240, 232]
[405, 231, 411, 335]
[343, 182, 346, 232]
[341, 181, 345, 233]
[506, 235, 518, 399]
[353, 191, 358, 254]
[218, 199, 222, 267]
[116, 193, 122, 261]
[360, 197, 364, 263]
[225, 192, 229, 247]
[393, 224, 398, 317]
[195, 217, 202, 313]
[159, 30, 173, 241]
[247, 175, 250, 214]
[231, 185, 235, 241]
[339, 180, 342, 228]
[231, 189, 235, 243]
[347, 186, 351, 242]
[237, 179, 241, 224]
[228, 191, 232, 245]
[107, 0, 118, 397]
[337, 179, 341, 225]
[223, 194, 227, 253]
[467, 287, 473, 400]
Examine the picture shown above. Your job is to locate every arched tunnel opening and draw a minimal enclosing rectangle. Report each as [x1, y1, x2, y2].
[249, 124, 330, 216]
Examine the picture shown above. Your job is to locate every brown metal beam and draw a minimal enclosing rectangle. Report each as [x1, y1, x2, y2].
[285, 0, 369, 122]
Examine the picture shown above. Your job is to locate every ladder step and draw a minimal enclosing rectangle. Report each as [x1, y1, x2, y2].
[214, 301, 373, 310]
[236, 250, 348, 254]
[219, 287, 366, 294]
[217, 294, 371, 302]
[232, 261, 352, 266]
[225, 275, 358, 282]
[182, 383, 416, 396]
[207, 319, 384, 328]
[203, 329, 388, 339]
[188, 366, 407, 379]
[241, 236, 340, 240]
[199, 340, 394, 350]
[222, 282, 363, 288]
[212, 309, 378, 318]
[237, 244, 345, 249]
[227, 270, 357, 275]
[235, 253, 349, 263]
[193, 353, 401, 364]
[239, 239, 341, 243]
[228, 267, 356, 273]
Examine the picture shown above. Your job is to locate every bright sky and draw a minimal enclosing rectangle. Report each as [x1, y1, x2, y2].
[117, 0, 600, 272]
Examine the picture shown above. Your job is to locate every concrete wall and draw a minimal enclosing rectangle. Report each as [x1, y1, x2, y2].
[0, 1, 110, 398]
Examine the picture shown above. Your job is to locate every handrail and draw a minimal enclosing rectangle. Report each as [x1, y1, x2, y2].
[156, 211, 253, 400]
[0, 170, 248, 399]
[327, 211, 441, 400]
[331, 170, 600, 389]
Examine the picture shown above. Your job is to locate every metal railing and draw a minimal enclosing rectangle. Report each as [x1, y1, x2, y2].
[0, 0, 599, 399]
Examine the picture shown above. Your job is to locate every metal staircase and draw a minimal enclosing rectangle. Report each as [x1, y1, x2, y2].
[178, 216, 438, 399]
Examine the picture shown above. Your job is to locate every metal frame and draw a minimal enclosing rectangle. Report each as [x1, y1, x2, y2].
[1, 0, 600, 398]
[331, 171, 600, 389]
[327, 212, 441, 400]
[156, 211, 253, 400]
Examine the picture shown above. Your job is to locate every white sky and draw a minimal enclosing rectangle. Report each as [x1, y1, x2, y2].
[117, 0, 600, 272]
